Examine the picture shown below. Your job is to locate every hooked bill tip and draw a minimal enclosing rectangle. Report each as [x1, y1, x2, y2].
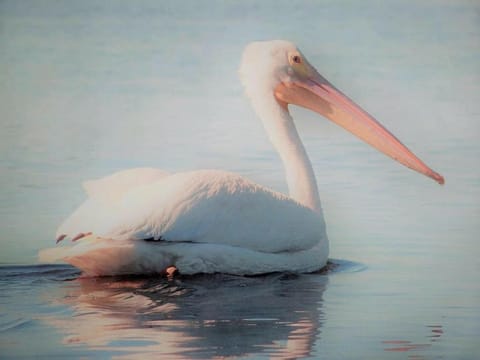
[432, 172, 445, 185]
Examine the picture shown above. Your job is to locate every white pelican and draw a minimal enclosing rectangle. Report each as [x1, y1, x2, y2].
[40, 40, 444, 276]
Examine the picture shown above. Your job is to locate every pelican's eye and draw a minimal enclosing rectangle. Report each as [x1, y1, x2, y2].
[292, 55, 302, 64]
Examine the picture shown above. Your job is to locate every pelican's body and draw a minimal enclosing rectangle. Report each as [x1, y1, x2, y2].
[51, 167, 328, 274]
[40, 40, 443, 276]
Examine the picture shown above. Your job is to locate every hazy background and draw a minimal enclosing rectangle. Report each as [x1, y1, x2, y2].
[1, 0, 479, 270]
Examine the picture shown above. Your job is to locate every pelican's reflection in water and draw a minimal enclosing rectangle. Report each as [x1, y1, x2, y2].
[42, 272, 328, 359]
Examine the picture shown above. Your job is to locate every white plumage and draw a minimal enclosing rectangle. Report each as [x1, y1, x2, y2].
[43, 168, 328, 276]
[40, 40, 443, 276]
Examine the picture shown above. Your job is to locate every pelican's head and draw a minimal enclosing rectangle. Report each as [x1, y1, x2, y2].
[239, 40, 444, 185]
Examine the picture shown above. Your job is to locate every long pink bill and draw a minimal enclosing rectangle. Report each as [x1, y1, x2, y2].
[275, 75, 444, 185]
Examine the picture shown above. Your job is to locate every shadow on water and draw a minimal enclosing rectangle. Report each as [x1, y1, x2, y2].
[0, 259, 362, 359]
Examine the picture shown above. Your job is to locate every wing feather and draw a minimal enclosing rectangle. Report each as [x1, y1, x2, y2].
[56, 168, 169, 239]
[104, 170, 326, 253]
[57, 169, 326, 253]
[83, 167, 169, 205]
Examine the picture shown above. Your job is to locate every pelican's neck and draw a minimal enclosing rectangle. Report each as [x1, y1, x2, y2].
[255, 96, 321, 212]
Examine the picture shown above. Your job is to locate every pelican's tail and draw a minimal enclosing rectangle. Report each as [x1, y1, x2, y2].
[39, 235, 175, 277]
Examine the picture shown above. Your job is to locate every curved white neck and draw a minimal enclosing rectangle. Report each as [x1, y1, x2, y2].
[253, 96, 321, 212]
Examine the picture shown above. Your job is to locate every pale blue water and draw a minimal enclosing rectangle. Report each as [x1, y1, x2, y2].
[1, 0, 479, 358]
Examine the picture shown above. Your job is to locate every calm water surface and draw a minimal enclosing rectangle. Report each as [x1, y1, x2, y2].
[1, 0, 479, 358]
